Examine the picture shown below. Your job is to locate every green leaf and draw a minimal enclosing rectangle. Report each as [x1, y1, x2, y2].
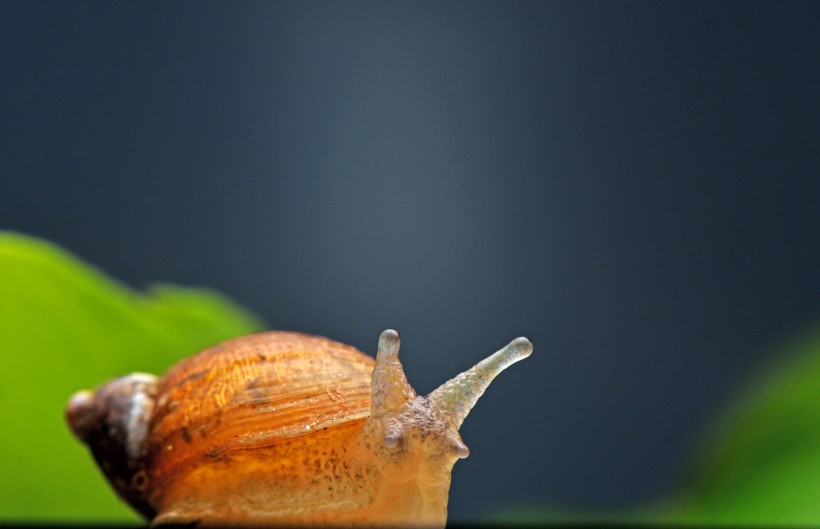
[666, 322, 820, 525]
[0, 231, 264, 521]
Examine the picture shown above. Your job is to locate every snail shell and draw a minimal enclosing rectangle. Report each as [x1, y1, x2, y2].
[67, 329, 532, 527]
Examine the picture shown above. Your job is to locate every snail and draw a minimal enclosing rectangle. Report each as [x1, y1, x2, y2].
[66, 329, 532, 527]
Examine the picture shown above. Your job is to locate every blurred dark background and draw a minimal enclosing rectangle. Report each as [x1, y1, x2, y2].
[2, 0, 819, 522]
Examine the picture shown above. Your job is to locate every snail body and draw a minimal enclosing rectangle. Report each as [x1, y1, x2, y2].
[67, 329, 532, 527]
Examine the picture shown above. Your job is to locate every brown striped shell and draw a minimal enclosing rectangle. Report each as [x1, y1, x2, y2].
[145, 331, 375, 497]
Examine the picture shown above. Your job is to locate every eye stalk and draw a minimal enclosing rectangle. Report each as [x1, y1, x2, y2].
[427, 336, 533, 429]
[370, 329, 416, 420]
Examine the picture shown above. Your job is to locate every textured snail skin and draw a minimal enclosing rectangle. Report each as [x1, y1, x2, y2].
[67, 329, 532, 528]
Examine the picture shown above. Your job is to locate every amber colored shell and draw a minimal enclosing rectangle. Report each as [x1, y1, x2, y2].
[145, 331, 375, 493]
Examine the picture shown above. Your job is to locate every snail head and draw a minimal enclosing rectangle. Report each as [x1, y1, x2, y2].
[366, 329, 532, 489]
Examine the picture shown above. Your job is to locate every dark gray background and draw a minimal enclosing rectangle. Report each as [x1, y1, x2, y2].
[2, 0, 819, 522]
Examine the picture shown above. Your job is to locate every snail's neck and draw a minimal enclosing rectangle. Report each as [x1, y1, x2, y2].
[344, 425, 451, 528]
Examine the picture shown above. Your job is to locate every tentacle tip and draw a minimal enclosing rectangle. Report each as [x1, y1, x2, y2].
[452, 440, 470, 459]
[509, 336, 533, 359]
[378, 328, 401, 357]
